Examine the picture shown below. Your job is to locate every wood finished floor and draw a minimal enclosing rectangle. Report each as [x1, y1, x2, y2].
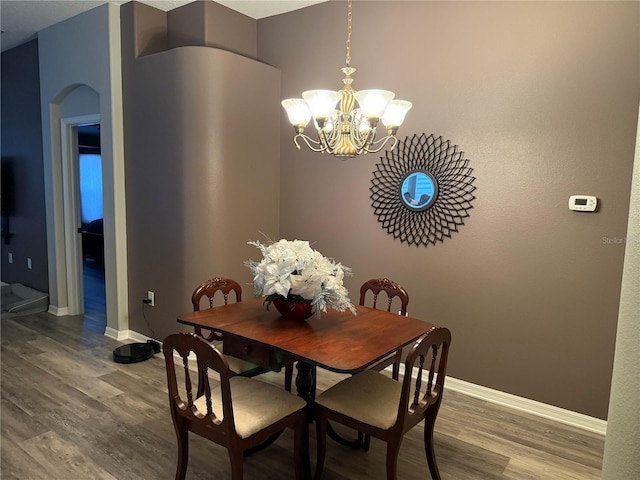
[1, 276, 604, 479]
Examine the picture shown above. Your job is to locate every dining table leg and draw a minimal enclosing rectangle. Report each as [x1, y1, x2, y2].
[294, 361, 364, 449]
[295, 361, 316, 403]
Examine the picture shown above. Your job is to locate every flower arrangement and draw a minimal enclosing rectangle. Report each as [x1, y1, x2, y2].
[245, 239, 357, 318]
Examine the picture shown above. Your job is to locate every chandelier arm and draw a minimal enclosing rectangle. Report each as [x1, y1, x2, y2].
[362, 135, 399, 154]
[294, 133, 327, 153]
[349, 124, 376, 151]
[320, 127, 340, 151]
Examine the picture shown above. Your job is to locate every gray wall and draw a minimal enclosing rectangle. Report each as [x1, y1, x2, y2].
[0, 40, 48, 292]
[258, 0, 640, 419]
[168, 0, 257, 58]
[120, 2, 281, 341]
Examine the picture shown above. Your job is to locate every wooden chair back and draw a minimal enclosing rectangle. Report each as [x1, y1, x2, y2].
[398, 328, 451, 439]
[359, 278, 410, 379]
[191, 277, 242, 342]
[359, 278, 409, 315]
[164, 332, 235, 442]
[192, 276, 242, 309]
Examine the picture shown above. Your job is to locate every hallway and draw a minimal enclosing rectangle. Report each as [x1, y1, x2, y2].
[82, 258, 106, 332]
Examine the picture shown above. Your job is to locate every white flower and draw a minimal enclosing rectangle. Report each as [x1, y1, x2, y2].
[245, 238, 357, 318]
[290, 274, 322, 300]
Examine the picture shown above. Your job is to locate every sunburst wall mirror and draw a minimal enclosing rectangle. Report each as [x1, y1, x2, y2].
[370, 133, 476, 247]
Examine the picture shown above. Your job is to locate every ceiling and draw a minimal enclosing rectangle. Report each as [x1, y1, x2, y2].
[0, 0, 327, 53]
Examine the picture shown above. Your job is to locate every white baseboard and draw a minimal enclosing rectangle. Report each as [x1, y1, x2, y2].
[444, 376, 607, 435]
[104, 328, 158, 343]
[48, 305, 69, 316]
[104, 327, 128, 341]
[391, 364, 606, 435]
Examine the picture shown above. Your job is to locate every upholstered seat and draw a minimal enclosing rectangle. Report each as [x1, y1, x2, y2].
[315, 370, 401, 430]
[193, 376, 304, 439]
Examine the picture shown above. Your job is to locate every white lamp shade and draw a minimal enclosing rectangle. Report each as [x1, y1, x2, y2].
[353, 89, 395, 118]
[282, 98, 312, 127]
[302, 90, 341, 119]
[381, 100, 413, 128]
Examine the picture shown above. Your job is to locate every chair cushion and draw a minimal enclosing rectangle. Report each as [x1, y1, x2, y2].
[316, 369, 402, 430]
[194, 376, 306, 438]
[225, 356, 262, 376]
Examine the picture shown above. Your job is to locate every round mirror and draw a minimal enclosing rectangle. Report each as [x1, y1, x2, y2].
[401, 171, 438, 210]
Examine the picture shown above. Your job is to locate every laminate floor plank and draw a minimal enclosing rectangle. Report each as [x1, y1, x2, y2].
[0, 317, 45, 351]
[98, 369, 168, 411]
[107, 354, 169, 390]
[9, 316, 107, 351]
[457, 428, 601, 480]
[430, 432, 510, 480]
[39, 402, 175, 480]
[1, 349, 76, 415]
[31, 341, 120, 383]
[448, 397, 603, 469]
[0, 396, 49, 443]
[19, 430, 118, 480]
[1, 437, 52, 480]
[0, 312, 604, 480]
[432, 389, 604, 468]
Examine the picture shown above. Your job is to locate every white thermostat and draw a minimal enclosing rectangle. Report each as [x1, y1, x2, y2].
[568, 195, 598, 212]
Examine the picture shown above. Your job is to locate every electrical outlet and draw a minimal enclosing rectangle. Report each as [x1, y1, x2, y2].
[27, 257, 32, 269]
[147, 291, 155, 307]
[8, 253, 12, 263]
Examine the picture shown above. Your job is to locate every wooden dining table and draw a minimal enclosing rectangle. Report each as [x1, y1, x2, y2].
[176, 297, 435, 405]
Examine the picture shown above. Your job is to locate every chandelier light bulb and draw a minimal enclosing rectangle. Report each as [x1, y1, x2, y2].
[357, 113, 371, 134]
[322, 118, 334, 133]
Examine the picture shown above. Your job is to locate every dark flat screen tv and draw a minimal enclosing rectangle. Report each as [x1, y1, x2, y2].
[1, 157, 15, 216]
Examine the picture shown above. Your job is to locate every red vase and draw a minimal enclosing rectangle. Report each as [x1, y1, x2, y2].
[271, 297, 314, 321]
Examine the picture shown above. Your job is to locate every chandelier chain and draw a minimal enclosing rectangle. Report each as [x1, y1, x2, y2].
[345, 0, 352, 66]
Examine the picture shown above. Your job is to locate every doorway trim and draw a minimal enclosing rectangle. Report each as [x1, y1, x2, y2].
[60, 114, 100, 315]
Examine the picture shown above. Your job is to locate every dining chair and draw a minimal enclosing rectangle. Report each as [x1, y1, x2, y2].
[359, 278, 410, 380]
[314, 327, 451, 480]
[191, 276, 294, 391]
[191, 277, 266, 380]
[163, 332, 311, 480]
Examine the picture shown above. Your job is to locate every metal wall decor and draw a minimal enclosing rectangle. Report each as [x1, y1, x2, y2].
[370, 133, 476, 247]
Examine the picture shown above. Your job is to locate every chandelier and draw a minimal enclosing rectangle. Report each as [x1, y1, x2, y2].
[281, 0, 412, 158]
